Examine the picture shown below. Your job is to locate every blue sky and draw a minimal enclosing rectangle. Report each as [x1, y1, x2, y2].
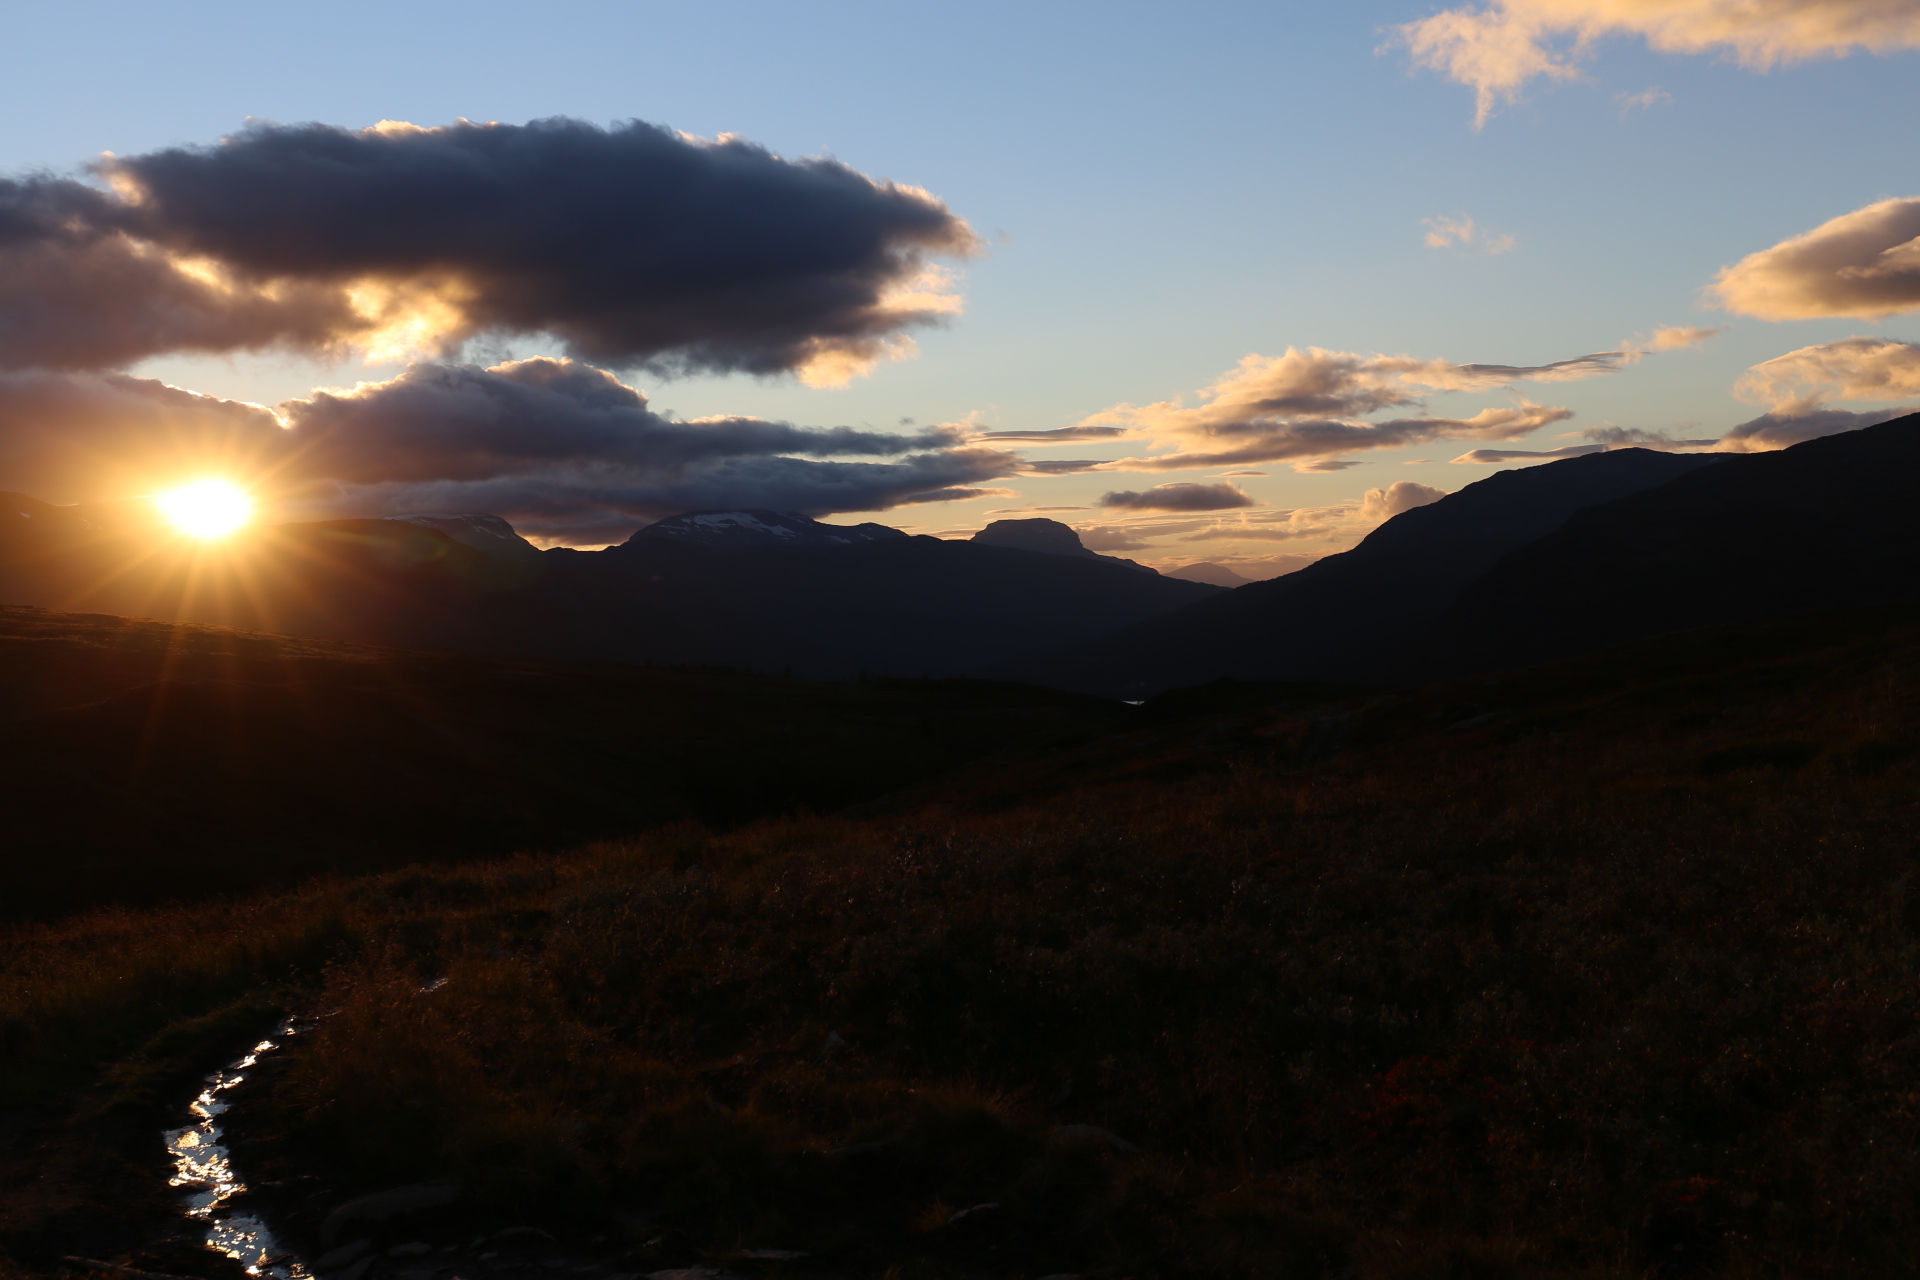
[2, 1, 1917, 568]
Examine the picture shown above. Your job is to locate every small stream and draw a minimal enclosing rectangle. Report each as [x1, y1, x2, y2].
[164, 1018, 311, 1279]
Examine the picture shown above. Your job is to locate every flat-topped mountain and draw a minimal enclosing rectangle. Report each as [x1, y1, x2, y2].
[622, 509, 908, 549]
[970, 517, 1157, 574]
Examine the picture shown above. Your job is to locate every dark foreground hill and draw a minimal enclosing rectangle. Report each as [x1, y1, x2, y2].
[993, 445, 1721, 696]
[1002, 413, 1920, 697]
[9, 602, 1920, 1278]
[1421, 411, 1920, 674]
[0, 606, 1125, 919]
[0, 502, 1218, 679]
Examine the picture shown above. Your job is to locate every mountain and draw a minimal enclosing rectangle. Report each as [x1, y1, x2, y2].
[970, 516, 1158, 574]
[1419, 411, 1920, 675]
[391, 513, 544, 560]
[993, 447, 1724, 696]
[0, 502, 1220, 681]
[1166, 562, 1252, 588]
[624, 508, 908, 549]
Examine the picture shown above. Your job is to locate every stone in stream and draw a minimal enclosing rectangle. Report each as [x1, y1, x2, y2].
[334, 1259, 373, 1280]
[388, 1242, 434, 1257]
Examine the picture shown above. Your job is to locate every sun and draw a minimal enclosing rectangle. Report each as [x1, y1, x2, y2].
[155, 478, 254, 539]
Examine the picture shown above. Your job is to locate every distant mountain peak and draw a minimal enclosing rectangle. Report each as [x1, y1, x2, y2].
[970, 517, 1158, 575]
[1166, 562, 1251, 588]
[620, 509, 908, 550]
[389, 513, 543, 560]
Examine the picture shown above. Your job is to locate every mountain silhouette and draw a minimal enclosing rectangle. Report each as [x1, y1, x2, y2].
[992, 446, 1725, 696]
[1419, 411, 1920, 675]
[0, 501, 1219, 680]
[969, 517, 1157, 574]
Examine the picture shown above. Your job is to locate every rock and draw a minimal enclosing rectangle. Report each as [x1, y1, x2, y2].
[321, 1181, 461, 1242]
[389, 1243, 434, 1258]
[1050, 1124, 1139, 1153]
[646, 1271, 745, 1280]
[315, 1241, 370, 1270]
[737, 1250, 808, 1260]
[336, 1260, 373, 1280]
[490, 1227, 560, 1247]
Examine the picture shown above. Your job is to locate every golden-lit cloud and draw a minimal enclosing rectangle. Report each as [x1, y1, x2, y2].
[1734, 336, 1920, 413]
[1074, 344, 1625, 471]
[1711, 197, 1920, 320]
[1396, 1, 1920, 127]
[1359, 480, 1447, 519]
[1620, 324, 1723, 358]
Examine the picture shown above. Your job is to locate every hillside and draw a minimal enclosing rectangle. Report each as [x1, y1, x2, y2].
[8, 601, 1920, 1278]
[1419, 411, 1920, 675]
[993, 447, 1721, 696]
[0, 606, 1125, 919]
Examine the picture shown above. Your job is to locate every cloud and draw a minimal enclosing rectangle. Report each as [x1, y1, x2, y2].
[1712, 198, 1920, 321]
[1717, 405, 1911, 452]
[1214, 469, 1268, 476]
[1734, 337, 1920, 413]
[0, 370, 284, 502]
[1615, 85, 1673, 113]
[1177, 508, 1337, 542]
[0, 359, 1024, 540]
[1359, 479, 1447, 520]
[278, 357, 962, 484]
[1396, 1, 1920, 127]
[1098, 482, 1256, 511]
[972, 425, 1130, 443]
[1582, 425, 1721, 448]
[1450, 444, 1605, 464]
[1077, 344, 1626, 471]
[1620, 324, 1723, 358]
[0, 117, 981, 384]
[1423, 214, 1518, 255]
[1076, 526, 1158, 552]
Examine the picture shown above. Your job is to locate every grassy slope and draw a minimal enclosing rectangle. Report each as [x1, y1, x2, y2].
[0, 606, 1124, 919]
[8, 606, 1920, 1277]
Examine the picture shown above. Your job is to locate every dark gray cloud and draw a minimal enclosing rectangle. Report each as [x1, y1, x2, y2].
[1099, 482, 1255, 511]
[1717, 405, 1910, 452]
[338, 450, 1018, 542]
[0, 360, 1021, 540]
[281, 358, 963, 483]
[1583, 425, 1721, 448]
[1, 118, 980, 381]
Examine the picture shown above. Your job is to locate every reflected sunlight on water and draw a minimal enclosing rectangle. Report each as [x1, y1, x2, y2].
[165, 1020, 311, 1278]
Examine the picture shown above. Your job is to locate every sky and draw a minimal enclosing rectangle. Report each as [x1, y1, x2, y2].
[1, 0, 1917, 574]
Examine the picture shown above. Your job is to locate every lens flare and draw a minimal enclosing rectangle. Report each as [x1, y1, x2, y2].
[156, 479, 253, 539]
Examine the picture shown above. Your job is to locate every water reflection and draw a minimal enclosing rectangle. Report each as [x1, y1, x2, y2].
[164, 1019, 311, 1279]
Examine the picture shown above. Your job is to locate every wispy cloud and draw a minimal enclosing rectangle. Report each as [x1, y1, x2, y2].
[1424, 214, 1518, 255]
[1614, 86, 1673, 115]
[1394, 1, 1920, 127]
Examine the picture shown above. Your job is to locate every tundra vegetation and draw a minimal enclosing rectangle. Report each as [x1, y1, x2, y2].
[7, 606, 1920, 1278]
